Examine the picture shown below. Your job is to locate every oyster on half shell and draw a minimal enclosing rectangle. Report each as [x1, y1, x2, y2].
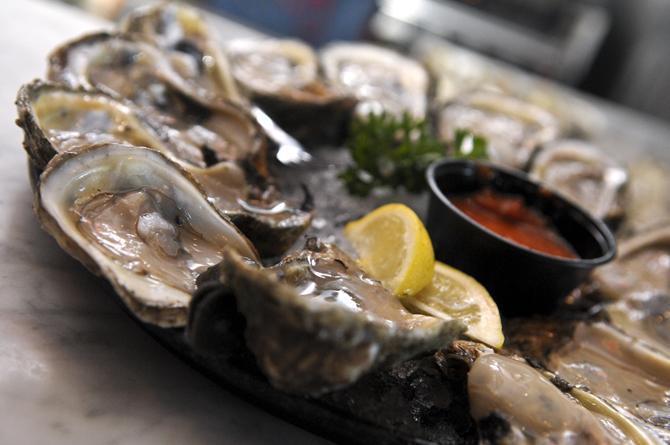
[320, 42, 429, 118]
[16, 80, 167, 171]
[35, 143, 258, 327]
[436, 90, 559, 169]
[189, 239, 463, 395]
[16, 81, 312, 258]
[530, 139, 628, 222]
[225, 38, 356, 145]
[593, 226, 670, 302]
[121, 2, 242, 103]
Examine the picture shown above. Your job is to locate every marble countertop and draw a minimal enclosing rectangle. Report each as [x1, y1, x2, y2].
[1, 1, 669, 445]
[0, 1, 327, 444]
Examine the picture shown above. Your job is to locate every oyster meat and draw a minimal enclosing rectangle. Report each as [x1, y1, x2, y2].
[16, 81, 312, 258]
[530, 139, 628, 222]
[436, 90, 559, 169]
[320, 42, 429, 118]
[468, 353, 618, 444]
[190, 239, 463, 395]
[36, 143, 258, 327]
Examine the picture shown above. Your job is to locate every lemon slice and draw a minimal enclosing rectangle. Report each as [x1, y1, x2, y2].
[344, 203, 435, 297]
[405, 262, 504, 348]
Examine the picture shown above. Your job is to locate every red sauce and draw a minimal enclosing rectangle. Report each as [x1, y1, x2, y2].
[449, 188, 579, 259]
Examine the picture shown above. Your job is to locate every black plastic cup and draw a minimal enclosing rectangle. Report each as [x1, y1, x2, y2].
[425, 159, 616, 316]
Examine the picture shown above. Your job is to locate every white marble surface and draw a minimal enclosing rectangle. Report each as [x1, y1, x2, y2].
[0, 1, 328, 444]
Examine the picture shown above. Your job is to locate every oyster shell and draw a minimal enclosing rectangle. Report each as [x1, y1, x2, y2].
[530, 139, 628, 222]
[16, 80, 167, 170]
[622, 160, 670, 235]
[35, 143, 258, 327]
[16, 80, 312, 258]
[593, 226, 670, 302]
[225, 38, 356, 145]
[48, 32, 267, 172]
[436, 90, 559, 169]
[591, 226, 670, 362]
[320, 42, 429, 118]
[606, 294, 670, 358]
[121, 2, 242, 103]
[191, 239, 464, 395]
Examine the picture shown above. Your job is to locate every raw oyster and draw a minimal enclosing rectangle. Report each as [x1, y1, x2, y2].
[121, 2, 242, 102]
[15, 81, 312, 257]
[191, 239, 464, 395]
[593, 226, 670, 302]
[16, 80, 167, 170]
[606, 294, 670, 357]
[35, 143, 258, 327]
[530, 139, 628, 222]
[225, 38, 356, 145]
[548, 322, 670, 442]
[621, 160, 670, 235]
[436, 90, 559, 169]
[468, 354, 618, 444]
[48, 32, 267, 172]
[592, 226, 670, 359]
[320, 42, 429, 118]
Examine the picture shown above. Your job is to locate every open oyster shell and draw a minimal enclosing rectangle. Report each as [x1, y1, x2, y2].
[593, 225, 670, 302]
[436, 90, 560, 169]
[225, 38, 356, 145]
[190, 239, 464, 395]
[15, 80, 167, 170]
[592, 226, 670, 361]
[622, 160, 670, 235]
[35, 143, 258, 327]
[530, 139, 628, 223]
[15, 80, 312, 258]
[320, 42, 429, 118]
[121, 2, 242, 103]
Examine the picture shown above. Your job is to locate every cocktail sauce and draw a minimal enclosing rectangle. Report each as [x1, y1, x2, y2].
[449, 188, 578, 259]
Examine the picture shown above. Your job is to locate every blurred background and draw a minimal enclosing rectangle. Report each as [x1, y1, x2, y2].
[63, 0, 670, 123]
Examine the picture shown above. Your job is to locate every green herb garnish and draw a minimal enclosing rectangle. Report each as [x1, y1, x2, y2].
[339, 113, 489, 197]
[452, 129, 489, 161]
[339, 112, 444, 196]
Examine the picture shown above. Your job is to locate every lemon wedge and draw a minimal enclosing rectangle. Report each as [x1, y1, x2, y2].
[344, 203, 435, 297]
[405, 262, 504, 348]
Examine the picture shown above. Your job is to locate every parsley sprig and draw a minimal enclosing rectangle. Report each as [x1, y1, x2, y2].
[339, 112, 488, 197]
